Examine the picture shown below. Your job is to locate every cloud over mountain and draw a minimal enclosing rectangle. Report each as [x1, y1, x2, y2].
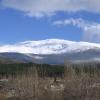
[1, 0, 100, 17]
[53, 18, 100, 42]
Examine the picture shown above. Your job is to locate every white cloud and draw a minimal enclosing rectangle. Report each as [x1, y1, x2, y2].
[53, 18, 100, 42]
[84, 25, 100, 42]
[1, 0, 100, 17]
[53, 18, 89, 28]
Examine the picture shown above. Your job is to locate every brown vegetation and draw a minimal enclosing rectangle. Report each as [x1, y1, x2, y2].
[0, 63, 100, 100]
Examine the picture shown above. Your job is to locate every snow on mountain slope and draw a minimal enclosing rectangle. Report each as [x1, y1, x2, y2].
[0, 39, 100, 54]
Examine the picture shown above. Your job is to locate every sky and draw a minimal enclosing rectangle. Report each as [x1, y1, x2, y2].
[0, 0, 100, 44]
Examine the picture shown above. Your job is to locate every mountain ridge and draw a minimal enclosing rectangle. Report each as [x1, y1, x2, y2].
[0, 39, 100, 64]
[0, 39, 100, 54]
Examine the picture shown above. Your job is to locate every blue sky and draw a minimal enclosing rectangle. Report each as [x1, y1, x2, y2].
[0, 0, 100, 44]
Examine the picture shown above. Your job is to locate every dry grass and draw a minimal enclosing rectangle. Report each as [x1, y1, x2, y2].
[64, 66, 100, 100]
[0, 64, 100, 100]
[8, 67, 64, 100]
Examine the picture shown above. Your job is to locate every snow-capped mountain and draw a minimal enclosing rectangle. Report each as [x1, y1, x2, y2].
[0, 39, 100, 64]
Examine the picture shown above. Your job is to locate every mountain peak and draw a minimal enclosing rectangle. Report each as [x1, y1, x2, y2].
[0, 39, 100, 54]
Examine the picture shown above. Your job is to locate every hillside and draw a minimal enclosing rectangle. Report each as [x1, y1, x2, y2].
[0, 39, 100, 64]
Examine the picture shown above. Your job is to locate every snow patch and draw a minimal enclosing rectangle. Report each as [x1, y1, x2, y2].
[0, 39, 100, 54]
